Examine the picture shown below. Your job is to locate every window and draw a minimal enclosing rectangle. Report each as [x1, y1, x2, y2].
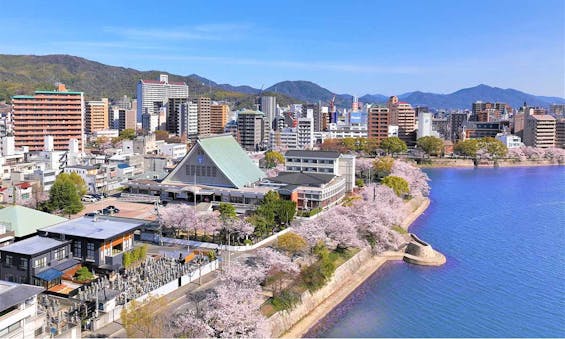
[33, 257, 47, 269]
[54, 247, 66, 260]
[73, 241, 82, 258]
[4, 255, 12, 267]
[19, 258, 27, 270]
[87, 243, 95, 260]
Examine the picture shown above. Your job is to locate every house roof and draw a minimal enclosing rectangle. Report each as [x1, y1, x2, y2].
[39, 216, 145, 240]
[285, 150, 340, 159]
[0, 205, 68, 238]
[35, 268, 63, 282]
[0, 280, 44, 312]
[0, 236, 69, 255]
[269, 172, 335, 187]
[163, 134, 264, 189]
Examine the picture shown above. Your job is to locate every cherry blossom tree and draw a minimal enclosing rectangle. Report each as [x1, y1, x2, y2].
[158, 204, 197, 237]
[544, 147, 565, 161]
[390, 160, 430, 197]
[265, 163, 286, 178]
[256, 247, 299, 276]
[173, 261, 270, 338]
[202, 283, 270, 338]
[219, 261, 266, 288]
[172, 310, 214, 338]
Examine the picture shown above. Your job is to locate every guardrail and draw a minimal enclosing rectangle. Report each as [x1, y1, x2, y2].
[119, 193, 160, 203]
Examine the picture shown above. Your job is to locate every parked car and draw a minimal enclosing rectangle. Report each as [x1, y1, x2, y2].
[81, 195, 97, 202]
[84, 210, 101, 217]
[105, 205, 120, 213]
[91, 193, 104, 200]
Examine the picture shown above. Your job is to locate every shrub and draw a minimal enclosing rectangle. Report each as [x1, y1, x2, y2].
[277, 232, 307, 255]
[271, 289, 301, 311]
[300, 263, 327, 292]
[355, 178, 365, 187]
[75, 266, 94, 282]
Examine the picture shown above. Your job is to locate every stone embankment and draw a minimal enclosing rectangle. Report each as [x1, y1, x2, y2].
[273, 197, 447, 338]
[403, 233, 446, 266]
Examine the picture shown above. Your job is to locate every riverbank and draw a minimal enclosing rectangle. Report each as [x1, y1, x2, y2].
[279, 197, 430, 338]
[417, 158, 563, 168]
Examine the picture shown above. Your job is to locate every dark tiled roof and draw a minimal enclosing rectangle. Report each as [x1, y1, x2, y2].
[0, 281, 44, 312]
[285, 150, 340, 159]
[0, 236, 68, 255]
[269, 172, 335, 187]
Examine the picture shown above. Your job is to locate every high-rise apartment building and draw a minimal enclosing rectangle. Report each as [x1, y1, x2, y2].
[367, 105, 390, 141]
[12, 84, 84, 152]
[195, 97, 211, 136]
[303, 103, 323, 132]
[523, 115, 556, 148]
[297, 117, 314, 149]
[388, 96, 416, 144]
[166, 97, 189, 135]
[260, 96, 277, 130]
[85, 98, 109, 134]
[210, 104, 229, 134]
[555, 119, 565, 149]
[119, 108, 136, 131]
[449, 112, 468, 141]
[237, 110, 265, 151]
[136, 74, 188, 123]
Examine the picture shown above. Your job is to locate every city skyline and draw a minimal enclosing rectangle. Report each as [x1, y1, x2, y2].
[1, 0, 564, 97]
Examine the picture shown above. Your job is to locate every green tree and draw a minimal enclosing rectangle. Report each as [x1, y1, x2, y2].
[380, 137, 408, 155]
[47, 173, 85, 214]
[373, 156, 394, 180]
[277, 232, 307, 256]
[121, 296, 168, 338]
[119, 128, 136, 140]
[218, 202, 237, 222]
[264, 150, 285, 168]
[75, 267, 94, 282]
[363, 138, 380, 156]
[417, 136, 444, 156]
[477, 137, 508, 158]
[275, 200, 296, 226]
[454, 139, 479, 157]
[381, 176, 410, 197]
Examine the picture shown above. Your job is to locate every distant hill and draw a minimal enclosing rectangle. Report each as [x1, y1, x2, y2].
[0, 54, 563, 110]
[0, 54, 298, 108]
[396, 84, 565, 109]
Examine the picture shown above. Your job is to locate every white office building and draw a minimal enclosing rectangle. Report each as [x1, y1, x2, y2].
[136, 74, 189, 123]
[417, 112, 433, 139]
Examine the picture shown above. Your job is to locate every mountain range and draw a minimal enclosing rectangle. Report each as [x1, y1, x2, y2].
[1, 54, 563, 110]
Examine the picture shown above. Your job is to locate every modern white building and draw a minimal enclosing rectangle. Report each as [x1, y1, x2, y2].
[327, 123, 368, 139]
[388, 125, 399, 137]
[158, 143, 187, 160]
[495, 133, 523, 148]
[92, 129, 119, 140]
[417, 112, 433, 139]
[0, 280, 46, 339]
[297, 118, 314, 149]
[260, 96, 277, 129]
[136, 74, 189, 123]
[284, 150, 356, 192]
[269, 128, 298, 150]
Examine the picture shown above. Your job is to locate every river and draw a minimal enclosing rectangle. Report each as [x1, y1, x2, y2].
[308, 166, 565, 337]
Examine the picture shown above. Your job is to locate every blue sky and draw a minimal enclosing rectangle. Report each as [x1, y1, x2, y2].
[1, 0, 564, 97]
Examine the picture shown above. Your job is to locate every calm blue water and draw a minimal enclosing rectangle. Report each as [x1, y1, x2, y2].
[309, 166, 565, 338]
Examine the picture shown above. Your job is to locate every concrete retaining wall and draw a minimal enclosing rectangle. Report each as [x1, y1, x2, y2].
[157, 228, 292, 252]
[269, 248, 373, 337]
